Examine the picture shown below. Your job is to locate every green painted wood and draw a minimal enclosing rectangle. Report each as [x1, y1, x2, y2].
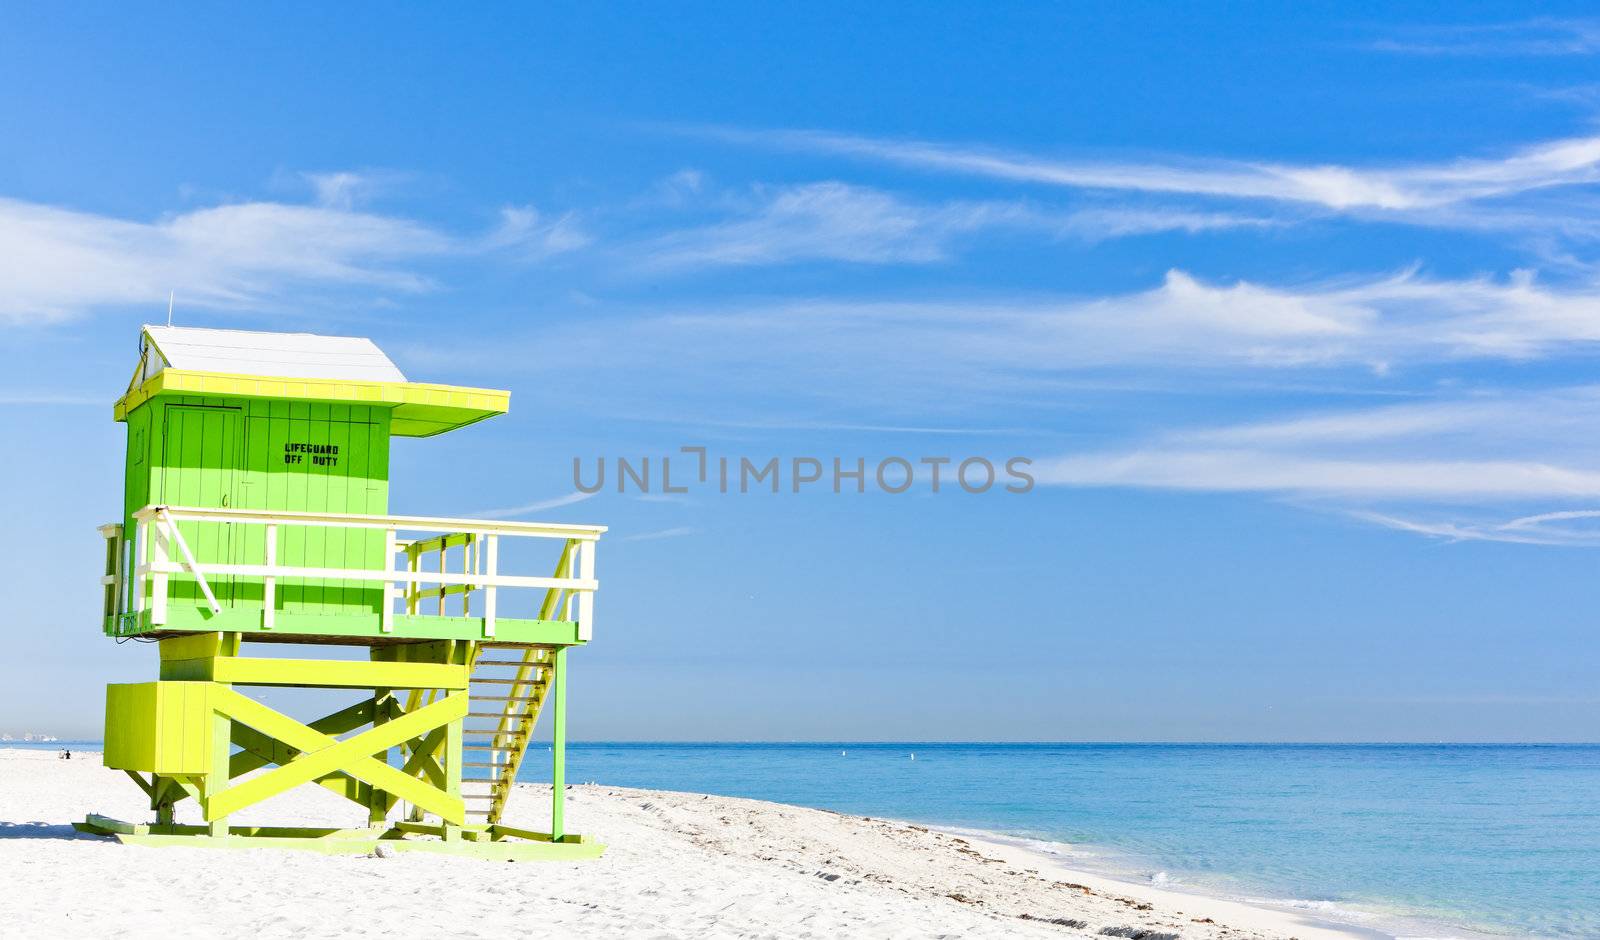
[97, 827, 606, 860]
[551, 646, 567, 840]
[123, 395, 393, 621]
[110, 608, 584, 645]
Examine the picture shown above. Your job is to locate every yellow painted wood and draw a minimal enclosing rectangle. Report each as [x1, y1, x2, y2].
[158, 632, 237, 661]
[209, 689, 467, 822]
[102, 828, 606, 860]
[206, 656, 468, 690]
[229, 703, 372, 805]
[491, 822, 591, 844]
[104, 682, 216, 775]
[113, 368, 510, 438]
[401, 726, 448, 788]
[207, 706, 230, 835]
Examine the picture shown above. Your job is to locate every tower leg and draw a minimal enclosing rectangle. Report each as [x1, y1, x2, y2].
[154, 776, 175, 825]
[551, 646, 567, 841]
[206, 708, 230, 837]
[369, 687, 392, 827]
[443, 707, 462, 841]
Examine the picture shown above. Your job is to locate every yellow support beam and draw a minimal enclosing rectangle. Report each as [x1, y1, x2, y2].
[209, 689, 467, 822]
[161, 656, 468, 690]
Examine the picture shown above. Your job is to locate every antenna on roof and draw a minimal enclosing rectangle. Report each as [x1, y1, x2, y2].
[166, 291, 174, 327]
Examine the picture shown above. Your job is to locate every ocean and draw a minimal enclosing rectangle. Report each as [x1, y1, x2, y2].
[525, 743, 1600, 939]
[26, 740, 1593, 937]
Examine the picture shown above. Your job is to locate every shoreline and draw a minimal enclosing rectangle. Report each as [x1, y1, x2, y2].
[965, 833, 1385, 940]
[934, 831, 1510, 940]
[950, 828, 1435, 940]
[2, 747, 1502, 938]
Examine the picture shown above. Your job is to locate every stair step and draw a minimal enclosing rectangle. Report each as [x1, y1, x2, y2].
[463, 760, 507, 768]
[470, 694, 542, 702]
[475, 660, 551, 668]
[466, 711, 524, 718]
[463, 744, 514, 752]
[471, 678, 550, 685]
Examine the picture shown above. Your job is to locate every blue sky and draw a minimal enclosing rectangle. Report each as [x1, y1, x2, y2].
[4, 4, 1600, 741]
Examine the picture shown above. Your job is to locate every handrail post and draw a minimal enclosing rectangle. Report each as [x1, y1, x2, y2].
[381, 527, 397, 633]
[437, 540, 447, 616]
[133, 519, 148, 617]
[150, 519, 169, 625]
[262, 523, 277, 630]
[405, 542, 419, 615]
[577, 539, 595, 641]
[462, 535, 473, 618]
[483, 534, 498, 638]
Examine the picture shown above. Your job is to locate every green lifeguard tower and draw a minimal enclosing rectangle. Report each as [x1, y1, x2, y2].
[79, 325, 604, 859]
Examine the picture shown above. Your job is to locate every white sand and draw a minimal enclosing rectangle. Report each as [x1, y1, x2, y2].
[1, 748, 1374, 939]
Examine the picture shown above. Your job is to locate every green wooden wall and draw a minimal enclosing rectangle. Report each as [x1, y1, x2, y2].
[124, 396, 392, 617]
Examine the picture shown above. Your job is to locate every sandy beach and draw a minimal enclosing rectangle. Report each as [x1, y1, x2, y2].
[0, 749, 1371, 939]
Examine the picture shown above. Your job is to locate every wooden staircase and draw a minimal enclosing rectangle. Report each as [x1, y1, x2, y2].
[460, 645, 556, 825]
[399, 539, 577, 828]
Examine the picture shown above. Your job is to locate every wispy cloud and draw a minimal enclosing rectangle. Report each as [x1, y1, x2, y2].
[0, 197, 448, 323]
[1038, 450, 1600, 500]
[1031, 389, 1600, 542]
[534, 269, 1600, 412]
[1365, 18, 1600, 56]
[483, 205, 592, 259]
[1351, 509, 1600, 546]
[300, 170, 412, 210]
[629, 178, 1274, 272]
[0, 391, 103, 406]
[471, 490, 598, 520]
[1053, 207, 1280, 241]
[701, 126, 1600, 212]
[638, 182, 1030, 269]
[0, 184, 587, 323]
[620, 525, 698, 542]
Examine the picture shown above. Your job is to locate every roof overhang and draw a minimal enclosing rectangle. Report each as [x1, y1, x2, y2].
[115, 369, 510, 438]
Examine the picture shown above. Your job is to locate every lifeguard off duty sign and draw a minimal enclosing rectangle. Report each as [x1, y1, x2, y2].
[283, 441, 340, 467]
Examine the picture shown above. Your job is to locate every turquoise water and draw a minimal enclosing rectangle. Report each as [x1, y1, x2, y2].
[517, 743, 1600, 939]
[26, 741, 1593, 936]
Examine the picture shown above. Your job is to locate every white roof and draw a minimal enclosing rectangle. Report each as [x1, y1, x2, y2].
[143, 325, 407, 383]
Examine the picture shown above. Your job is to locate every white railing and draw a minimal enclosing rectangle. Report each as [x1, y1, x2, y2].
[103, 505, 603, 640]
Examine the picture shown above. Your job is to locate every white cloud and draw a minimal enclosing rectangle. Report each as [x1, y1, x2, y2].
[640, 182, 1025, 268]
[0, 197, 449, 323]
[620, 526, 698, 542]
[547, 269, 1600, 399]
[947, 385, 1600, 544]
[300, 170, 405, 210]
[0, 391, 102, 406]
[483, 205, 592, 259]
[1030, 389, 1600, 541]
[1054, 207, 1280, 241]
[1351, 510, 1600, 546]
[0, 186, 587, 323]
[1365, 18, 1600, 56]
[1037, 450, 1600, 500]
[633, 181, 1274, 272]
[472, 490, 598, 519]
[706, 126, 1600, 212]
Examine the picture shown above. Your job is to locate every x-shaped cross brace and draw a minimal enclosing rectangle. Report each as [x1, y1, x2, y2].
[207, 688, 466, 823]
